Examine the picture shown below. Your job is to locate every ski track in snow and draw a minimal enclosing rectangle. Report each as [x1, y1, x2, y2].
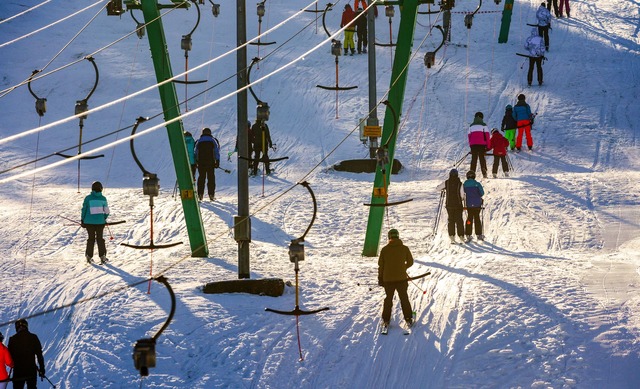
[1, 0, 640, 388]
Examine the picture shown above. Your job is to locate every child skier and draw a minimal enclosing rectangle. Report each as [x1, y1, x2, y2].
[463, 171, 485, 242]
[488, 129, 510, 178]
[501, 105, 518, 151]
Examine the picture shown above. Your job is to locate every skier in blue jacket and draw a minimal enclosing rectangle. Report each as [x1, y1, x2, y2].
[195, 127, 221, 201]
[463, 171, 485, 242]
[81, 181, 109, 264]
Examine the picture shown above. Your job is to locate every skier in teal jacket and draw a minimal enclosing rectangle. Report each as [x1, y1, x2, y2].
[81, 181, 109, 264]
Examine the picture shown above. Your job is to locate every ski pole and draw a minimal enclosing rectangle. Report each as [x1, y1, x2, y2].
[432, 189, 445, 236]
[454, 152, 471, 168]
[105, 223, 114, 241]
[42, 374, 57, 388]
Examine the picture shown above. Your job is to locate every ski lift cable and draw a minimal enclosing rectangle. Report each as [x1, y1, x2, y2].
[0, 0, 321, 143]
[0, 0, 53, 26]
[0, 1, 186, 99]
[0, 0, 104, 49]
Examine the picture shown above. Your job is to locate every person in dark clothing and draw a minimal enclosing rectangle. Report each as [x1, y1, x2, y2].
[251, 119, 274, 176]
[355, 7, 367, 54]
[184, 131, 196, 178]
[81, 181, 109, 264]
[437, 169, 466, 244]
[8, 319, 45, 389]
[536, 3, 552, 51]
[463, 170, 485, 242]
[525, 28, 546, 87]
[378, 229, 414, 329]
[547, 0, 559, 18]
[195, 127, 220, 201]
[501, 104, 518, 151]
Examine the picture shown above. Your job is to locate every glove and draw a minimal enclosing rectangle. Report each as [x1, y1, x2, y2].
[378, 277, 384, 286]
[80, 223, 87, 229]
[39, 368, 45, 378]
[227, 151, 234, 161]
[213, 160, 220, 168]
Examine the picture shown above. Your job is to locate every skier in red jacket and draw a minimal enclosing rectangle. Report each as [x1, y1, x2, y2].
[488, 128, 510, 178]
[0, 332, 14, 389]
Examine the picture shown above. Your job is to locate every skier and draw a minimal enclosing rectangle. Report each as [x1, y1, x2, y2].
[436, 169, 466, 244]
[488, 128, 510, 178]
[501, 104, 518, 151]
[558, 0, 570, 18]
[512, 94, 535, 151]
[81, 181, 109, 264]
[229, 121, 253, 164]
[8, 319, 45, 389]
[463, 171, 485, 242]
[536, 2, 552, 51]
[468, 111, 490, 178]
[184, 131, 196, 178]
[251, 119, 274, 176]
[195, 127, 220, 201]
[547, 0, 559, 18]
[340, 4, 357, 56]
[0, 333, 14, 389]
[378, 229, 414, 330]
[355, 7, 367, 54]
[524, 28, 546, 87]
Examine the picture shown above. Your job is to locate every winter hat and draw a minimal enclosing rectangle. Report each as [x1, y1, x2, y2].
[466, 170, 476, 179]
[449, 168, 458, 177]
[474, 111, 484, 119]
[91, 181, 103, 192]
[203, 127, 212, 135]
[505, 104, 512, 110]
[15, 318, 28, 332]
[388, 229, 399, 239]
[184, 131, 192, 137]
[517, 94, 526, 101]
[491, 128, 499, 134]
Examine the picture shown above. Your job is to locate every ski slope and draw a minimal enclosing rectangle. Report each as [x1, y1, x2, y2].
[0, 0, 639, 387]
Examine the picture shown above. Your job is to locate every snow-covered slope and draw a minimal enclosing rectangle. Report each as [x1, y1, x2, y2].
[1, 0, 639, 387]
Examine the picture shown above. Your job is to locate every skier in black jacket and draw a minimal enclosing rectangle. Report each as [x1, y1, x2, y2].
[251, 120, 274, 176]
[194, 127, 220, 201]
[437, 169, 466, 244]
[8, 319, 45, 389]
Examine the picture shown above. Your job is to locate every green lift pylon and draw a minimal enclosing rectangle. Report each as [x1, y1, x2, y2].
[126, 0, 208, 257]
[362, 0, 420, 257]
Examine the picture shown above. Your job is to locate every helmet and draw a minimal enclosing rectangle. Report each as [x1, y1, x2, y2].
[388, 229, 399, 239]
[449, 169, 458, 177]
[491, 128, 499, 134]
[466, 170, 476, 179]
[202, 128, 212, 135]
[505, 104, 512, 110]
[15, 318, 28, 331]
[518, 94, 526, 101]
[91, 181, 103, 192]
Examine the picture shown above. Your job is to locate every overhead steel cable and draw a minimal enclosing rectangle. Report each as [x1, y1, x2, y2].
[0, 0, 320, 143]
[0, 0, 53, 25]
[0, 0, 105, 49]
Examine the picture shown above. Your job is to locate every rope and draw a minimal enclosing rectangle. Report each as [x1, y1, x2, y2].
[0, 0, 104, 49]
[0, 0, 53, 25]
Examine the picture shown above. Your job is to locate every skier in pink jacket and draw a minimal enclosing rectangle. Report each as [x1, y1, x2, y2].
[467, 111, 490, 178]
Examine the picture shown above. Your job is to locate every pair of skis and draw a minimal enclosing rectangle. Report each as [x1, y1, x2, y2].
[380, 320, 413, 335]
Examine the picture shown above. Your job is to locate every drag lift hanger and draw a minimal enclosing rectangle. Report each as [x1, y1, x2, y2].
[423, 25, 445, 68]
[121, 116, 182, 251]
[172, 0, 207, 111]
[54, 56, 104, 193]
[316, 3, 357, 119]
[208, 0, 220, 17]
[249, 0, 276, 63]
[376, 5, 397, 47]
[27, 70, 47, 117]
[266, 181, 329, 361]
[464, 0, 482, 29]
[130, 9, 146, 39]
[247, 57, 270, 121]
[132, 275, 176, 377]
[302, 1, 324, 35]
[364, 100, 413, 207]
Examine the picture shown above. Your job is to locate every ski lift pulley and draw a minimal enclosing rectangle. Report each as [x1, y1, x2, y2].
[143, 174, 160, 197]
[130, 10, 145, 39]
[464, 14, 473, 29]
[385, 5, 395, 18]
[106, 0, 125, 16]
[331, 40, 342, 56]
[181, 35, 192, 51]
[27, 70, 47, 117]
[256, 1, 266, 17]
[210, 1, 220, 17]
[257, 101, 270, 121]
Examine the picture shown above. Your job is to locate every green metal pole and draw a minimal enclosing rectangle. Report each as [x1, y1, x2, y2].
[362, 0, 419, 257]
[498, 0, 515, 43]
[140, 0, 208, 257]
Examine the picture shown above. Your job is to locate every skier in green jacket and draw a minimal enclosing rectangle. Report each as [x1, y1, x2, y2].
[81, 181, 109, 264]
[378, 229, 414, 329]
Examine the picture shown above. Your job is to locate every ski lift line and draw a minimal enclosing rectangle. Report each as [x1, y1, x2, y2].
[0, 0, 321, 144]
[0, 0, 105, 50]
[0, 1, 197, 99]
[0, 0, 54, 25]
